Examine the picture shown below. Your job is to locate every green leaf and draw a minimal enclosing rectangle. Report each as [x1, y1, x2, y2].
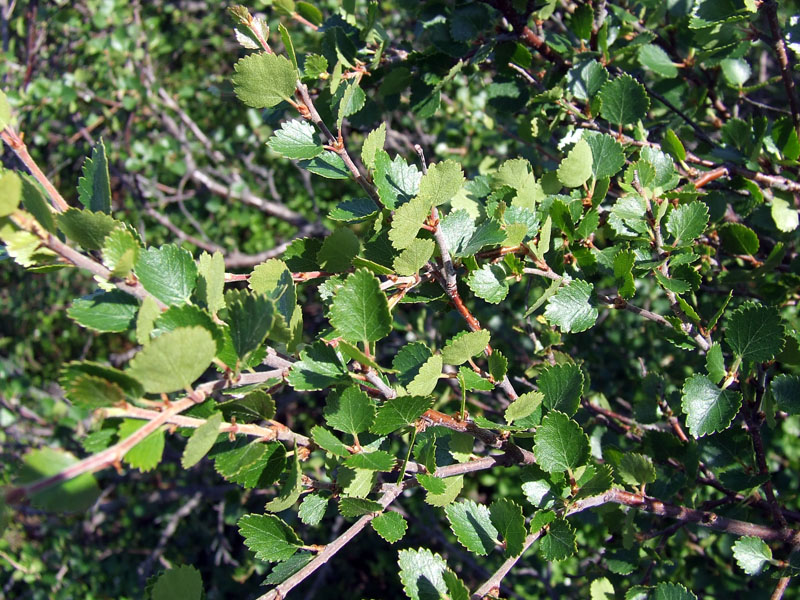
[771, 198, 799, 233]
[181, 412, 223, 468]
[718, 223, 759, 255]
[457, 366, 492, 392]
[720, 58, 751, 87]
[725, 302, 785, 362]
[135, 244, 197, 306]
[299, 150, 351, 179]
[389, 195, 433, 250]
[303, 53, 328, 79]
[372, 511, 407, 543]
[539, 363, 584, 416]
[127, 327, 216, 393]
[374, 150, 421, 210]
[16, 448, 100, 513]
[339, 497, 383, 518]
[407, 354, 443, 396]
[335, 80, 366, 128]
[417, 473, 447, 494]
[346, 450, 396, 471]
[557, 138, 593, 188]
[489, 351, 508, 382]
[361, 123, 386, 170]
[0, 171, 21, 217]
[317, 227, 360, 272]
[264, 553, 313, 585]
[196, 251, 225, 314]
[265, 451, 302, 512]
[609, 195, 648, 238]
[662, 129, 687, 161]
[19, 173, 55, 233]
[394, 342, 433, 387]
[445, 499, 499, 556]
[638, 44, 678, 78]
[60, 361, 143, 403]
[574, 463, 614, 500]
[329, 197, 379, 223]
[57, 207, 119, 250]
[338, 466, 376, 498]
[771, 374, 800, 415]
[590, 577, 615, 600]
[232, 53, 297, 108]
[212, 438, 285, 488]
[398, 548, 448, 600]
[298, 493, 328, 526]
[490, 498, 526, 556]
[325, 385, 376, 435]
[62, 374, 125, 410]
[288, 341, 349, 391]
[67, 290, 138, 332]
[394, 238, 435, 276]
[102, 227, 139, 278]
[311, 425, 350, 457]
[371, 396, 433, 435]
[226, 289, 274, 360]
[614, 249, 636, 299]
[706, 342, 726, 385]
[218, 390, 276, 423]
[329, 268, 392, 343]
[732, 536, 772, 575]
[616, 452, 656, 486]
[666, 201, 709, 246]
[544, 279, 598, 333]
[441, 329, 490, 365]
[267, 119, 323, 159]
[118, 419, 165, 472]
[425, 474, 464, 507]
[418, 160, 465, 206]
[534, 411, 590, 473]
[0, 89, 10, 130]
[467, 264, 509, 304]
[566, 59, 608, 101]
[599, 74, 650, 126]
[505, 391, 543, 424]
[652, 582, 697, 600]
[538, 518, 576, 561]
[77, 139, 111, 213]
[151, 565, 203, 600]
[585, 133, 626, 180]
[681, 374, 742, 438]
[459, 219, 506, 256]
[238, 514, 302, 562]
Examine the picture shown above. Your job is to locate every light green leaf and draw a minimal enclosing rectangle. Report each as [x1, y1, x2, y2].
[346, 450, 396, 471]
[425, 474, 463, 507]
[389, 195, 433, 250]
[265, 450, 302, 512]
[197, 251, 225, 314]
[361, 123, 386, 170]
[0, 171, 21, 217]
[407, 354, 443, 396]
[652, 582, 697, 600]
[299, 150, 350, 179]
[566, 59, 608, 101]
[614, 249, 636, 299]
[60, 361, 143, 404]
[467, 263, 509, 304]
[371, 396, 433, 435]
[666, 201, 709, 246]
[616, 452, 656, 486]
[489, 350, 508, 382]
[505, 391, 543, 424]
[441, 329, 490, 365]
[311, 425, 350, 456]
[732, 536, 772, 575]
[127, 327, 216, 393]
[445, 499, 499, 556]
[151, 565, 203, 600]
[77, 139, 111, 213]
[16, 448, 100, 513]
[544, 279, 597, 333]
[135, 244, 197, 306]
[771, 374, 800, 415]
[706, 342, 726, 384]
[725, 302, 785, 362]
[394, 342, 433, 387]
[298, 493, 328, 526]
[418, 160, 465, 206]
[288, 341, 349, 391]
[324, 385, 375, 435]
[557, 138, 593, 188]
[374, 150, 421, 210]
[398, 548, 448, 600]
[771, 198, 799, 232]
[417, 473, 447, 494]
[181, 412, 223, 468]
[534, 411, 590, 473]
[317, 227, 360, 272]
[608, 195, 648, 237]
[335, 80, 366, 129]
[0, 89, 10, 130]
[136, 295, 161, 344]
[102, 227, 139, 278]
[590, 577, 615, 600]
[232, 53, 297, 108]
[62, 374, 125, 411]
[19, 173, 55, 232]
[226, 289, 274, 360]
[599, 74, 650, 126]
[490, 498, 526, 556]
[538, 518, 576, 560]
[440, 210, 476, 255]
[585, 133, 626, 180]
[638, 44, 678, 78]
[372, 511, 407, 543]
[238, 513, 302, 562]
[267, 119, 323, 159]
[339, 497, 383, 518]
[720, 58, 751, 87]
[681, 374, 742, 438]
[539, 363, 584, 416]
[56, 207, 119, 250]
[338, 466, 377, 499]
[329, 268, 391, 343]
[394, 238, 435, 276]
[303, 53, 328, 79]
[118, 419, 165, 472]
[574, 464, 614, 500]
[67, 290, 138, 332]
[662, 129, 686, 161]
[457, 366, 492, 392]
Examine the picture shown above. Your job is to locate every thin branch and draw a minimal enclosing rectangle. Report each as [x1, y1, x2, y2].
[761, 0, 800, 140]
[744, 399, 788, 529]
[1, 128, 69, 211]
[771, 577, 792, 600]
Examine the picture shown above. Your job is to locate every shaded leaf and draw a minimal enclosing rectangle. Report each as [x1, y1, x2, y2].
[681, 374, 742, 438]
[238, 514, 302, 562]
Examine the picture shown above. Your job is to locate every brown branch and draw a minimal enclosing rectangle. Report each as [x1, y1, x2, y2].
[761, 0, 800, 140]
[744, 400, 788, 529]
[771, 577, 792, 600]
[1, 128, 69, 211]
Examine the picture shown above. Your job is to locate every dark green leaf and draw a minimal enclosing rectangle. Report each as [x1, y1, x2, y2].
[599, 74, 649, 126]
[329, 268, 392, 343]
[135, 244, 197, 306]
[371, 396, 433, 435]
[77, 139, 111, 213]
[533, 411, 590, 473]
[725, 302, 784, 362]
[539, 363, 584, 416]
[238, 513, 302, 562]
[372, 511, 407, 543]
[681, 374, 742, 438]
[67, 290, 138, 332]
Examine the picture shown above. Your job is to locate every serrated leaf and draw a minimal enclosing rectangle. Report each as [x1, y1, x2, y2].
[609, 195, 648, 238]
[329, 197, 379, 223]
[265, 450, 302, 512]
[732, 536, 772, 575]
[638, 44, 678, 78]
[374, 151, 421, 210]
[539, 363, 584, 416]
[317, 227, 360, 272]
[771, 374, 800, 415]
[346, 450, 396, 471]
[458, 366, 493, 392]
[718, 223, 759, 255]
[398, 548, 448, 600]
[136, 295, 160, 344]
[135, 244, 197, 306]
[771, 198, 799, 232]
[67, 290, 138, 332]
[490, 498, 526, 556]
[371, 396, 433, 435]
[574, 464, 614, 500]
[335, 80, 366, 128]
[118, 419, 165, 472]
[361, 123, 386, 170]
[458, 219, 506, 257]
[557, 138, 593, 188]
[325, 386, 376, 435]
[19, 173, 55, 233]
[61, 361, 143, 403]
[299, 150, 350, 179]
[219, 390, 276, 423]
[298, 493, 328, 526]
[566, 59, 608, 101]
[522, 479, 558, 509]
[662, 129, 686, 162]
[16, 448, 100, 513]
[505, 391, 543, 424]
[394, 343, 433, 387]
[102, 227, 139, 278]
[445, 500, 498, 556]
[585, 133, 625, 180]
[77, 139, 111, 213]
[224, 289, 274, 360]
[441, 329, 490, 365]
[394, 238, 435, 276]
[56, 207, 119, 250]
[64, 374, 125, 410]
[538, 518, 576, 560]
[652, 582, 697, 600]
[590, 577, 615, 600]
[181, 412, 223, 468]
[617, 452, 656, 486]
[267, 119, 323, 159]
[389, 195, 433, 250]
[238, 514, 302, 562]
[311, 425, 350, 457]
[416, 473, 447, 494]
[339, 497, 383, 518]
[194, 251, 224, 314]
[211, 438, 285, 488]
[127, 327, 216, 393]
[667, 201, 708, 246]
[488, 351, 508, 382]
[681, 374, 742, 438]
[725, 302, 785, 362]
[440, 210, 476, 256]
[544, 279, 597, 333]
[534, 411, 590, 473]
[151, 565, 203, 600]
[418, 160, 465, 206]
[599, 74, 649, 126]
[337, 466, 377, 499]
[288, 341, 349, 391]
[706, 343, 726, 384]
[467, 263, 509, 304]
[329, 268, 391, 343]
[303, 53, 328, 79]
[407, 354, 443, 396]
[425, 475, 464, 507]
[232, 53, 297, 108]
[372, 511, 407, 543]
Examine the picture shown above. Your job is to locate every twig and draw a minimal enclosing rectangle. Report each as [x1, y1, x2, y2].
[1, 128, 69, 211]
[744, 400, 788, 529]
[761, 0, 800, 140]
[771, 577, 792, 600]
[139, 491, 203, 578]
